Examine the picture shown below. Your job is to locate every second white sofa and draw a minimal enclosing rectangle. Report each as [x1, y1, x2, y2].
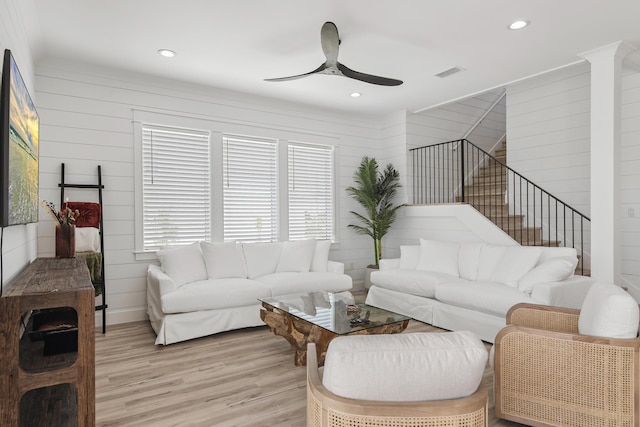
[365, 239, 595, 343]
[147, 239, 352, 345]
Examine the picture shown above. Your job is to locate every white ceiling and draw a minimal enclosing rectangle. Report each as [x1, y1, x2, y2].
[29, 0, 640, 117]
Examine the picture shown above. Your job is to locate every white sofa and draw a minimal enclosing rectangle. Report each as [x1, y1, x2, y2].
[147, 240, 352, 345]
[365, 239, 595, 343]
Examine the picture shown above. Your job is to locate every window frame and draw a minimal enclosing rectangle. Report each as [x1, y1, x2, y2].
[133, 109, 339, 260]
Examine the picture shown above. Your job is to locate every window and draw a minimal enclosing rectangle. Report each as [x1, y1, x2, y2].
[134, 111, 338, 254]
[142, 125, 210, 250]
[288, 143, 334, 240]
[223, 135, 278, 242]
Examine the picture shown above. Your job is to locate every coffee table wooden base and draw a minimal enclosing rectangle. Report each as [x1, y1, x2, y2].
[260, 302, 409, 366]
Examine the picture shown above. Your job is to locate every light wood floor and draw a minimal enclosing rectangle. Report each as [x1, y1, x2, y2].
[95, 320, 524, 427]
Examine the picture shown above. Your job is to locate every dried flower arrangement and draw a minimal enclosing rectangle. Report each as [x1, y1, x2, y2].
[41, 200, 81, 226]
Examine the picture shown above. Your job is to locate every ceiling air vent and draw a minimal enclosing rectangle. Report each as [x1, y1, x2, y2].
[434, 67, 462, 78]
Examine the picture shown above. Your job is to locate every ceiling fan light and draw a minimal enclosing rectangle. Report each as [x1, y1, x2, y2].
[508, 20, 529, 30]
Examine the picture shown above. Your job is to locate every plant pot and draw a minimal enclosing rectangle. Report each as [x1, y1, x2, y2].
[364, 264, 379, 289]
[55, 224, 76, 258]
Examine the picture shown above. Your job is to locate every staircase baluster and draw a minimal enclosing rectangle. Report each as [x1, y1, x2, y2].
[410, 138, 589, 273]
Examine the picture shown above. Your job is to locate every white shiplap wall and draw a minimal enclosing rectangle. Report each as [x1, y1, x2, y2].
[35, 57, 384, 324]
[506, 62, 591, 217]
[0, 0, 39, 285]
[505, 63, 592, 268]
[621, 70, 640, 295]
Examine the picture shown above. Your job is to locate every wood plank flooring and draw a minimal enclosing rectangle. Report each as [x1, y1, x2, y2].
[95, 320, 524, 427]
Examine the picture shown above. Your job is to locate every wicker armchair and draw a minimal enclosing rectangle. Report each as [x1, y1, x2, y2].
[306, 342, 488, 427]
[494, 303, 640, 427]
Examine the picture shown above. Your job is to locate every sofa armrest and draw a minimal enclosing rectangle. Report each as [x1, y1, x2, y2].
[327, 260, 344, 274]
[530, 275, 595, 308]
[147, 264, 178, 296]
[378, 258, 400, 270]
[507, 303, 580, 333]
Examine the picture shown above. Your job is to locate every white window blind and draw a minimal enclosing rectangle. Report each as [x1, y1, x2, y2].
[223, 135, 278, 242]
[288, 143, 334, 240]
[142, 126, 210, 250]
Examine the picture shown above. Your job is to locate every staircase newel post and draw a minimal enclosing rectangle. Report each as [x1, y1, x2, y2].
[460, 140, 465, 203]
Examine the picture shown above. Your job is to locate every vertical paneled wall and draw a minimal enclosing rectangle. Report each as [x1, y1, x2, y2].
[35, 57, 383, 323]
[0, 0, 39, 284]
[621, 70, 640, 295]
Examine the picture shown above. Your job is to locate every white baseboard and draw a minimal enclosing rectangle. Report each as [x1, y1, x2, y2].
[95, 307, 148, 327]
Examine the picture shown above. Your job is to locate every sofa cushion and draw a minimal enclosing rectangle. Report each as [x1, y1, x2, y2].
[398, 245, 421, 270]
[475, 245, 540, 287]
[458, 243, 483, 280]
[322, 331, 487, 402]
[259, 272, 352, 296]
[518, 257, 577, 293]
[476, 245, 507, 281]
[490, 246, 541, 287]
[242, 242, 283, 279]
[200, 241, 246, 279]
[311, 240, 331, 272]
[276, 240, 316, 273]
[371, 269, 457, 298]
[156, 242, 208, 287]
[160, 278, 271, 313]
[417, 239, 460, 277]
[579, 283, 639, 339]
[435, 281, 531, 317]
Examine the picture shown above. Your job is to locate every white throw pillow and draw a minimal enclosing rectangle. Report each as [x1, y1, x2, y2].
[156, 242, 208, 287]
[490, 246, 542, 288]
[537, 247, 578, 265]
[518, 257, 578, 293]
[322, 331, 487, 402]
[310, 240, 331, 272]
[476, 244, 507, 281]
[579, 283, 639, 339]
[200, 241, 246, 279]
[242, 242, 283, 279]
[398, 245, 421, 270]
[416, 239, 460, 277]
[458, 243, 483, 280]
[276, 240, 316, 273]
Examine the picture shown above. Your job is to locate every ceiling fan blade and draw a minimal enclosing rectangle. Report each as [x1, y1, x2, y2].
[337, 63, 403, 86]
[320, 21, 340, 65]
[264, 63, 327, 82]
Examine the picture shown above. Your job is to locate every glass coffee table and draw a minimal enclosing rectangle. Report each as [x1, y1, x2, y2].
[259, 291, 410, 366]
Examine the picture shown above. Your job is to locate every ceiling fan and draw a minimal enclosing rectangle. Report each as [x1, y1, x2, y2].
[265, 21, 403, 87]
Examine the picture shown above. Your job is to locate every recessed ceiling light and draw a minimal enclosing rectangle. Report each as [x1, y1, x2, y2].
[157, 49, 176, 58]
[350, 92, 361, 98]
[508, 20, 529, 30]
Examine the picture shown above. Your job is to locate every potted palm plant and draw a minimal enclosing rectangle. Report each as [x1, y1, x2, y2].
[346, 157, 404, 286]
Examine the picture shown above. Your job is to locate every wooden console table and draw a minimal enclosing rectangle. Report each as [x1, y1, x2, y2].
[0, 257, 95, 426]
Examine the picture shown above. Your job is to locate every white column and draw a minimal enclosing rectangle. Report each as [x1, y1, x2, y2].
[579, 41, 635, 284]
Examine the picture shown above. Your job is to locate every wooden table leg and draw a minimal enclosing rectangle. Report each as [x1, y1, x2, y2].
[260, 303, 410, 367]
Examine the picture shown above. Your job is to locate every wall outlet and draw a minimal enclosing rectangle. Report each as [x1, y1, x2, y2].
[629, 208, 635, 218]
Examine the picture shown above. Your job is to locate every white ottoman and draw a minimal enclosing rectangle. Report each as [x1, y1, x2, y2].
[321, 331, 488, 402]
